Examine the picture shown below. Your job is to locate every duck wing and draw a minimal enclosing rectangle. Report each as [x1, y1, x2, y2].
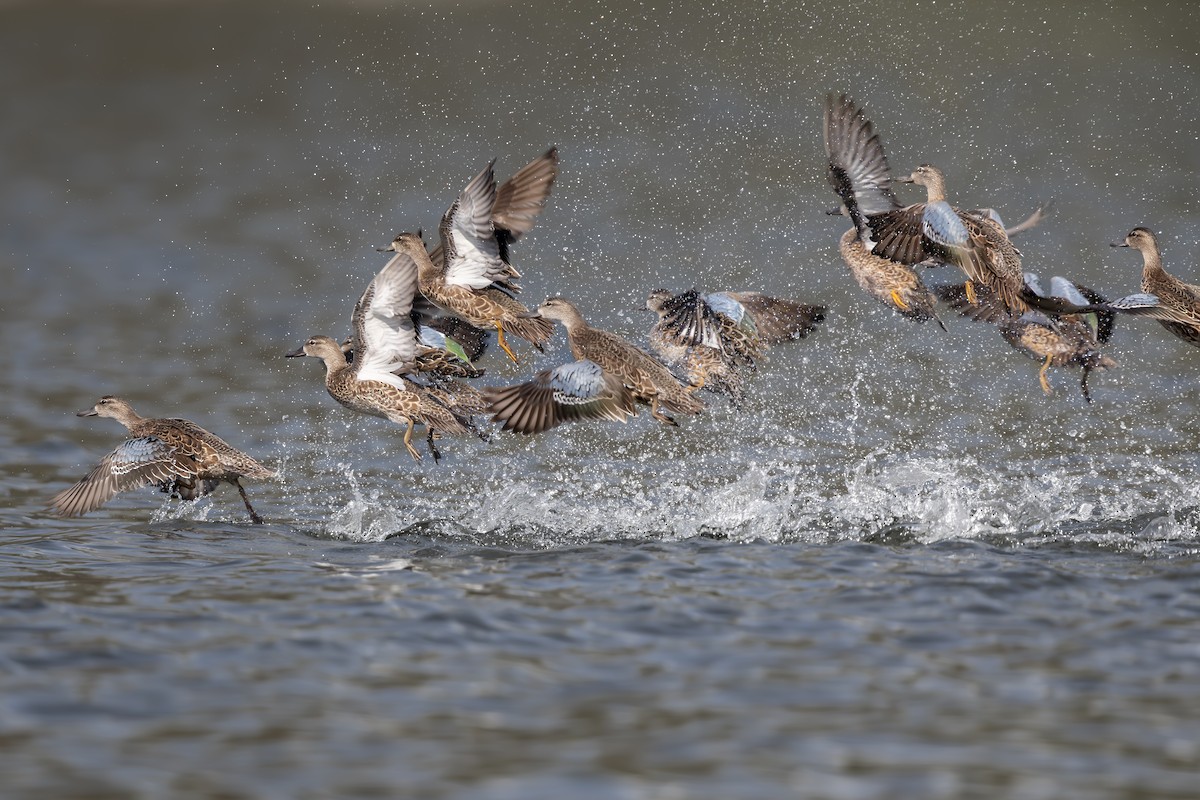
[483, 359, 636, 434]
[50, 436, 198, 517]
[352, 247, 421, 382]
[823, 93, 900, 225]
[439, 161, 508, 290]
[492, 147, 559, 259]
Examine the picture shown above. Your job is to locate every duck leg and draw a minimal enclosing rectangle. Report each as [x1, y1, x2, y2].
[889, 290, 910, 311]
[964, 280, 978, 306]
[1038, 354, 1054, 395]
[234, 479, 265, 525]
[493, 322, 520, 364]
[426, 429, 443, 464]
[1080, 367, 1094, 405]
[649, 396, 678, 426]
[402, 419, 423, 461]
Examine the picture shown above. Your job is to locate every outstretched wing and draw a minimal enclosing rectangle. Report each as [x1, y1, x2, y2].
[864, 203, 931, 265]
[440, 161, 508, 290]
[50, 436, 197, 517]
[823, 93, 900, 225]
[969, 202, 1053, 237]
[482, 359, 637, 435]
[652, 289, 726, 350]
[352, 248, 420, 380]
[1049, 276, 1115, 343]
[1105, 292, 1165, 321]
[726, 292, 827, 344]
[493, 147, 559, 251]
[1107, 292, 1200, 328]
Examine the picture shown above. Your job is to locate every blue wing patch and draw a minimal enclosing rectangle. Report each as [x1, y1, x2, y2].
[704, 292, 746, 323]
[1023, 272, 1045, 297]
[549, 360, 608, 404]
[417, 324, 447, 349]
[109, 436, 173, 476]
[922, 201, 971, 248]
[1049, 276, 1089, 306]
[1107, 293, 1160, 311]
[418, 324, 471, 363]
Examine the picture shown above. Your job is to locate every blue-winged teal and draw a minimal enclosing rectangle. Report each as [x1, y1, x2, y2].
[340, 326, 490, 436]
[891, 164, 1027, 312]
[646, 289, 751, 404]
[937, 275, 1117, 402]
[645, 289, 825, 404]
[411, 152, 558, 363]
[50, 396, 275, 523]
[1108, 227, 1200, 347]
[825, 94, 1038, 316]
[288, 244, 479, 462]
[486, 297, 704, 430]
[824, 93, 945, 325]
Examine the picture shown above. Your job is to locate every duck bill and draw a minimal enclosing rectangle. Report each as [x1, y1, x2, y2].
[75, 408, 98, 417]
[1109, 242, 1130, 248]
[285, 346, 307, 358]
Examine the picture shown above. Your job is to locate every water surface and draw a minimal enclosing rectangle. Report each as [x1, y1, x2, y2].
[3, 1, 1200, 797]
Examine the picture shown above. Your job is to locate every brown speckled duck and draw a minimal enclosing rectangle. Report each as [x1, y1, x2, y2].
[824, 93, 944, 326]
[1108, 227, 1200, 347]
[885, 163, 1027, 313]
[937, 275, 1117, 402]
[406, 154, 556, 363]
[395, 227, 552, 365]
[50, 396, 275, 523]
[288, 242, 478, 462]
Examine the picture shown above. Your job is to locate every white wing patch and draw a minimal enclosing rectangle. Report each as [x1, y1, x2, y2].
[442, 162, 508, 290]
[353, 250, 419, 380]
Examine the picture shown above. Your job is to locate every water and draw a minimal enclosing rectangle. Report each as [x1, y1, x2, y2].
[3, 1, 1200, 796]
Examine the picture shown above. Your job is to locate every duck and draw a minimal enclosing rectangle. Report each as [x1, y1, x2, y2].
[824, 94, 1042, 317]
[287, 241, 479, 462]
[645, 288, 825, 404]
[823, 93, 947, 325]
[936, 275, 1117, 402]
[50, 396, 275, 523]
[881, 163, 1027, 313]
[646, 289, 752, 403]
[485, 296, 704, 431]
[409, 154, 557, 363]
[1108, 227, 1200, 347]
